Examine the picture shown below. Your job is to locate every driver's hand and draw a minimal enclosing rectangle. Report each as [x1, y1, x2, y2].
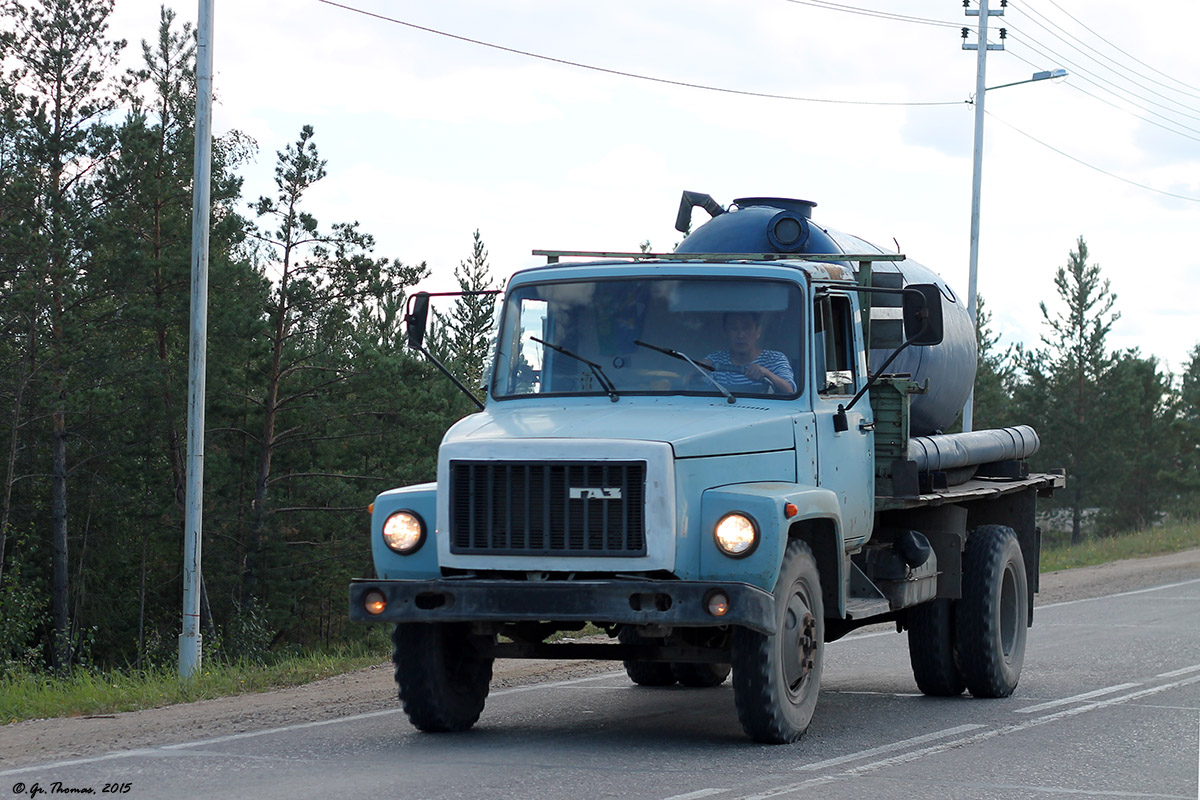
[743, 363, 771, 382]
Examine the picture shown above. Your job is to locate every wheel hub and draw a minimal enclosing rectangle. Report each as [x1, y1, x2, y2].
[782, 593, 817, 692]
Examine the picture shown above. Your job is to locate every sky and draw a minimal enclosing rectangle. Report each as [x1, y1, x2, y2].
[104, 0, 1200, 374]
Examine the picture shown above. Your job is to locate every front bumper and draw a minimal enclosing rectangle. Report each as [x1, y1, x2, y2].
[349, 577, 776, 634]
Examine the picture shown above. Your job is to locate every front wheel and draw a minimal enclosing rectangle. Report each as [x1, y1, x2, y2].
[732, 539, 824, 743]
[956, 525, 1028, 698]
[393, 622, 494, 732]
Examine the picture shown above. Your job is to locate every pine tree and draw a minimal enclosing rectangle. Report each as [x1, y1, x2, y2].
[1096, 351, 1172, 533]
[1016, 237, 1119, 544]
[430, 229, 498, 394]
[4, 0, 125, 671]
[1168, 344, 1200, 515]
[241, 125, 413, 610]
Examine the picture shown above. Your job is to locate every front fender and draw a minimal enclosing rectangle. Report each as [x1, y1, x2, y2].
[700, 483, 844, 601]
[371, 483, 441, 580]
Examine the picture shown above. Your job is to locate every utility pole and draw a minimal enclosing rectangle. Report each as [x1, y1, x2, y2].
[960, 0, 1005, 433]
[180, 0, 214, 680]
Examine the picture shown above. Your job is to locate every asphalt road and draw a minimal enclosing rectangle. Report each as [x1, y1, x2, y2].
[4, 577, 1199, 800]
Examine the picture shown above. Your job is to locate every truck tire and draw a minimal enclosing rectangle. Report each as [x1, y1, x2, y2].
[392, 622, 493, 732]
[732, 539, 824, 744]
[619, 627, 676, 686]
[956, 525, 1028, 698]
[672, 661, 732, 688]
[906, 599, 965, 696]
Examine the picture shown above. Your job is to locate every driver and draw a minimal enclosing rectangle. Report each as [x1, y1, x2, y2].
[701, 311, 795, 393]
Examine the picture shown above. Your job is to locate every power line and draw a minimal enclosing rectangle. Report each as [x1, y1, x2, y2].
[1010, 0, 1200, 103]
[777, 0, 960, 29]
[985, 109, 1200, 204]
[314, 1, 1198, 207]
[1003, 22, 1200, 125]
[1003, 11, 1200, 119]
[1034, 0, 1200, 96]
[1002, 34, 1200, 143]
[315, 0, 962, 107]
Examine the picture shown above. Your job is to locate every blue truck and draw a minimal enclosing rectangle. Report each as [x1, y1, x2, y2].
[349, 194, 1062, 743]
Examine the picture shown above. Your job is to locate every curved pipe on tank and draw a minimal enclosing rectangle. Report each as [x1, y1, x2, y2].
[908, 425, 1040, 473]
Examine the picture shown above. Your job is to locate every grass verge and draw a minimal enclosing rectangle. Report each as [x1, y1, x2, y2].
[0, 647, 382, 725]
[1040, 518, 1200, 572]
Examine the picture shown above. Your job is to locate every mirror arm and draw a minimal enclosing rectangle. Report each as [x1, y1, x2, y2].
[840, 335, 917, 415]
[418, 345, 485, 411]
[403, 288, 503, 411]
[837, 293, 932, 417]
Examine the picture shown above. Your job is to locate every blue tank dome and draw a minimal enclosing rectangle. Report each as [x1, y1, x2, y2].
[674, 199, 844, 258]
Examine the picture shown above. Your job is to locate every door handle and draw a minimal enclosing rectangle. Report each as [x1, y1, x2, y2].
[858, 420, 875, 433]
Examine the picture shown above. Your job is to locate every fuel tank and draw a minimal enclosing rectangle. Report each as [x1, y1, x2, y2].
[674, 196, 975, 435]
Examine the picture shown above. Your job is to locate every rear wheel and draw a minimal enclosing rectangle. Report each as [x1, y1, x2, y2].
[732, 539, 824, 743]
[672, 661, 732, 687]
[956, 525, 1028, 698]
[619, 627, 676, 687]
[907, 598, 965, 696]
[393, 622, 493, 732]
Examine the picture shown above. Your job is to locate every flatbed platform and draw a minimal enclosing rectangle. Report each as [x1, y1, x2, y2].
[874, 471, 1064, 512]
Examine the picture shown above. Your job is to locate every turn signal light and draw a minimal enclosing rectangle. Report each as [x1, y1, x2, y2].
[364, 589, 386, 616]
[785, 502, 798, 518]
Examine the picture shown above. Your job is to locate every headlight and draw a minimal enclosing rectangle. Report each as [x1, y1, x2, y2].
[714, 512, 758, 558]
[382, 510, 426, 554]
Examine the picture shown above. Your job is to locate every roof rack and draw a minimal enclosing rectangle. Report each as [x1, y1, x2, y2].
[532, 249, 906, 264]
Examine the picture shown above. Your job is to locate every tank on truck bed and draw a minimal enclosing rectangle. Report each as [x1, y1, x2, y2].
[349, 192, 1063, 744]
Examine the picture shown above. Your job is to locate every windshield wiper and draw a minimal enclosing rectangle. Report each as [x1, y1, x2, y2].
[634, 339, 735, 404]
[531, 337, 619, 402]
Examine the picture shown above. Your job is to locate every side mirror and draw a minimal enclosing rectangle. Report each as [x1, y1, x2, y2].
[902, 284, 944, 347]
[406, 292, 431, 350]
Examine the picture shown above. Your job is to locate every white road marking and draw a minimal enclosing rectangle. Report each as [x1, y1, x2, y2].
[660, 789, 727, 800]
[839, 630, 894, 642]
[730, 673, 1200, 800]
[1015, 683, 1143, 714]
[3, 579, 1196, 780]
[1038, 578, 1200, 610]
[962, 783, 1193, 798]
[0, 707, 407, 777]
[1038, 623, 1175, 628]
[0, 670, 628, 778]
[1158, 664, 1200, 679]
[794, 724, 985, 771]
[490, 670, 626, 697]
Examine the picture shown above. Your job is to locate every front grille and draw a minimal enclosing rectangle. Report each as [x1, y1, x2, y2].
[449, 461, 647, 557]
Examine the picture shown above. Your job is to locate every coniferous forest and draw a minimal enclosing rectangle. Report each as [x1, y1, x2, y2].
[2, 1, 1199, 676]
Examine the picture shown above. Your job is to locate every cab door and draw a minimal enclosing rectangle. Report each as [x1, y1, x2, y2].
[811, 291, 874, 548]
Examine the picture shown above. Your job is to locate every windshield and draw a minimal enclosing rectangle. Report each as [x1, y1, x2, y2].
[492, 276, 804, 399]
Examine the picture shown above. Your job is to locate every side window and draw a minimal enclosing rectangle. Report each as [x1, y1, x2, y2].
[814, 294, 856, 396]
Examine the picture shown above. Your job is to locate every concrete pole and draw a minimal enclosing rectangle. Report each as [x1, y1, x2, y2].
[962, 0, 994, 433]
[180, 0, 214, 680]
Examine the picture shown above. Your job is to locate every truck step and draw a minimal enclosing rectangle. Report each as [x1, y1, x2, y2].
[844, 596, 892, 619]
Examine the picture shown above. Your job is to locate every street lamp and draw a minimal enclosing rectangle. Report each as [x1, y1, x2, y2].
[961, 66, 1067, 432]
